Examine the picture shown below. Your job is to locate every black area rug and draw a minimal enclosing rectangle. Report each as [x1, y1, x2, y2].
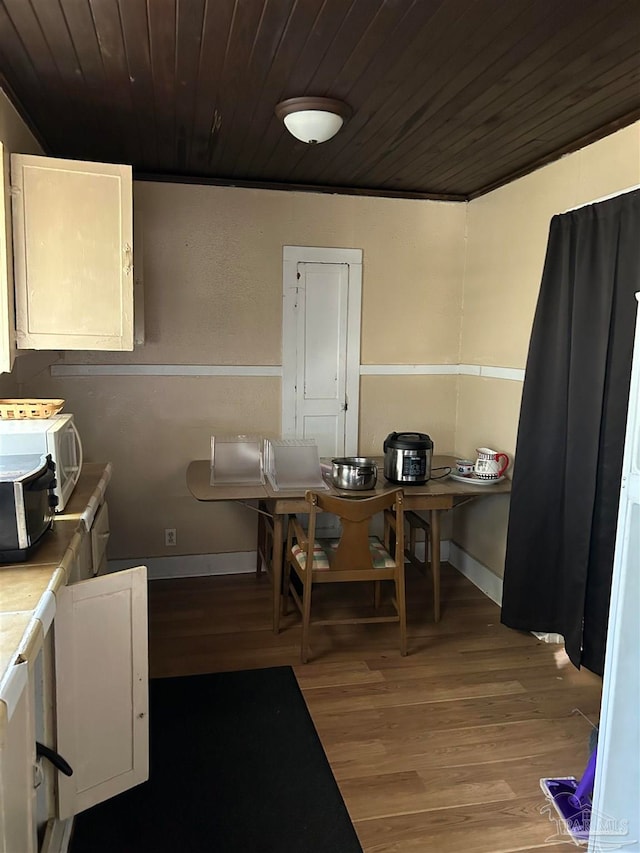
[70, 666, 363, 853]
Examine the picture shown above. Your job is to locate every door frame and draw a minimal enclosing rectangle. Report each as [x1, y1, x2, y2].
[282, 246, 362, 455]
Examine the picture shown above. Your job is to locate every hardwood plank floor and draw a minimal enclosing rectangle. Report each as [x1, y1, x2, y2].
[148, 564, 601, 853]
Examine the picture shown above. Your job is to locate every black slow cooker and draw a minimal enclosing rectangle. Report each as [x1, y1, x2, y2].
[383, 431, 433, 485]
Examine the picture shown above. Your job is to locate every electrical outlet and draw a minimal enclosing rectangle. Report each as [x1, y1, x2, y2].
[165, 528, 176, 547]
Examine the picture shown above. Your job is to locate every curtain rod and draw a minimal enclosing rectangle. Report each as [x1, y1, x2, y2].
[562, 183, 640, 213]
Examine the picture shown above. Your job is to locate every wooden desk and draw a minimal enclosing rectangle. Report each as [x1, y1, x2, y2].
[186, 456, 511, 632]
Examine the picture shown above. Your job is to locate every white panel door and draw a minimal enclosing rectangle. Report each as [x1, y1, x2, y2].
[282, 246, 362, 459]
[295, 262, 348, 457]
[54, 566, 148, 819]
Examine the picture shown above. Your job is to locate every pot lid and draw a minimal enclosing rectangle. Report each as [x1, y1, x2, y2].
[384, 432, 433, 451]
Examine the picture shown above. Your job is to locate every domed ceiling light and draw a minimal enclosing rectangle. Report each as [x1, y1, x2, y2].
[275, 97, 351, 144]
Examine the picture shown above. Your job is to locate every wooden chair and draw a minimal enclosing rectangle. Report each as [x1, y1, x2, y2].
[283, 489, 407, 663]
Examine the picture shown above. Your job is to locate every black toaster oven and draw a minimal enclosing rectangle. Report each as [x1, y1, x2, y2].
[0, 454, 57, 563]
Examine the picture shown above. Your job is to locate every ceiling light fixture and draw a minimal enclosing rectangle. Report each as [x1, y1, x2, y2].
[275, 96, 351, 144]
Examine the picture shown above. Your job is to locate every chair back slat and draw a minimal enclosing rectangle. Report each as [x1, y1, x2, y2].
[331, 519, 375, 570]
[306, 489, 400, 522]
[304, 489, 403, 573]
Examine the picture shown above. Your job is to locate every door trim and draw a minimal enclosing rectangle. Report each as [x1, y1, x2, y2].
[282, 246, 362, 455]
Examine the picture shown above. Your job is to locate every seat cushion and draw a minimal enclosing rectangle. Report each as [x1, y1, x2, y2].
[291, 536, 395, 571]
[291, 541, 331, 570]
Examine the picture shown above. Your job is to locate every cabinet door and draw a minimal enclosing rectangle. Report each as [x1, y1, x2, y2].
[11, 154, 133, 351]
[0, 142, 15, 373]
[54, 566, 148, 820]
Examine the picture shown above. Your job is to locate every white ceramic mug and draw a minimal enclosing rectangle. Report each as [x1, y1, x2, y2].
[455, 459, 475, 476]
[474, 447, 509, 479]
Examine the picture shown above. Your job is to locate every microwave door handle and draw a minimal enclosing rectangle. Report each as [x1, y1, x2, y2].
[70, 420, 84, 482]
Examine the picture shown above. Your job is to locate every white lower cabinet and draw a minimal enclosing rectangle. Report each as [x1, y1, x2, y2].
[53, 566, 149, 822]
[0, 566, 149, 853]
[0, 466, 148, 853]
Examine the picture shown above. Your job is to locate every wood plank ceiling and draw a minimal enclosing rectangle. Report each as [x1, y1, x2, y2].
[0, 0, 639, 200]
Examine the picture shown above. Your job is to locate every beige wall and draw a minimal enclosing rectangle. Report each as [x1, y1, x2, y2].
[22, 184, 466, 559]
[456, 123, 640, 576]
[3, 80, 638, 575]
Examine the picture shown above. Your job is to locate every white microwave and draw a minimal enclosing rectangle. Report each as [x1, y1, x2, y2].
[0, 414, 83, 512]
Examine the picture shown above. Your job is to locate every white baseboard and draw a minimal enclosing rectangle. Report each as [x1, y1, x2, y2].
[108, 551, 257, 580]
[109, 546, 566, 648]
[446, 541, 504, 605]
[110, 541, 509, 595]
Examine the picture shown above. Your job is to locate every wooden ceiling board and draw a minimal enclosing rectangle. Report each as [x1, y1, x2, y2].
[56, 0, 115, 159]
[229, 0, 332, 178]
[357, 0, 640, 194]
[263, 1, 407, 185]
[147, 1, 178, 169]
[224, 0, 322, 177]
[288, 0, 470, 186]
[173, 0, 205, 171]
[432, 53, 640, 195]
[90, 1, 141, 166]
[255, 0, 364, 178]
[341, 0, 624, 186]
[0, 0, 638, 199]
[185, 0, 234, 172]
[323, 0, 536, 191]
[0, 1, 64, 146]
[207, 0, 282, 176]
[118, 0, 160, 168]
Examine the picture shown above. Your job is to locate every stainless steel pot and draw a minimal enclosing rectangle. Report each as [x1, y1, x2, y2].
[331, 457, 377, 490]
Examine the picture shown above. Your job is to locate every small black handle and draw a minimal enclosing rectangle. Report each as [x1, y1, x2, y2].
[29, 464, 56, 492]
[36, 741, 73, 777]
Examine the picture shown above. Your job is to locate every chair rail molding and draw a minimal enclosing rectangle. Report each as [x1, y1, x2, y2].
[51, 363, 525, 381]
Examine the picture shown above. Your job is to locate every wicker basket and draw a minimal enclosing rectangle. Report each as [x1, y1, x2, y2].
[0, 398, 65, 420]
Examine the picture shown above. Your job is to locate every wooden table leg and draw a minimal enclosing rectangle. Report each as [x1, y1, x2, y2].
[430, 508, 441, 622]
[256, 505, 264, 576]
[272, 512, 284, 634]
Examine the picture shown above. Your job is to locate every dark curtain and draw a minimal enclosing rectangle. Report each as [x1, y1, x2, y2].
[501, 189, 640, 675]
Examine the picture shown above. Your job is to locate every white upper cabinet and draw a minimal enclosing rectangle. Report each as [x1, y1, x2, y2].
[10, 154, 134, 351]
[0, 142, 16, 373]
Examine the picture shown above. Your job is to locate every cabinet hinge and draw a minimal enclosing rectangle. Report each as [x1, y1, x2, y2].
[9, 185, 21, 197]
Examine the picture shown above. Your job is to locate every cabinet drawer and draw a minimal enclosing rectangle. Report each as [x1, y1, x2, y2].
[91, 501, 110, 576]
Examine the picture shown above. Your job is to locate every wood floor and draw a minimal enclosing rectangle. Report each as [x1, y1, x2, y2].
[148, 564, 602, 853]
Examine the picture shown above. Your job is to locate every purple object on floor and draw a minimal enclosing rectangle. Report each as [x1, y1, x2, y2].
[540, 777, 591, 843]
[570, 747, 597, 808]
